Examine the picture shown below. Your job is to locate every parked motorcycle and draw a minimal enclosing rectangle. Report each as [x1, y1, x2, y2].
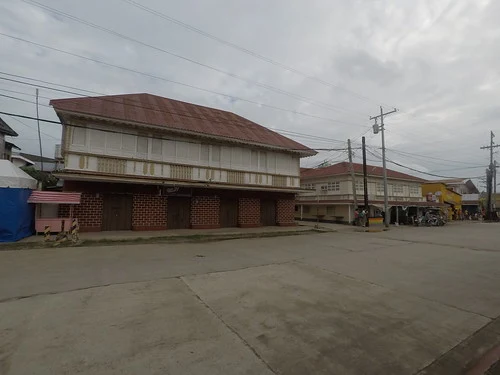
[413, 213, 446, 227]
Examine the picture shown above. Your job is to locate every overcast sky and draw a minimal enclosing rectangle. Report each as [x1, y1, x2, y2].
[0, 0, 498, 187]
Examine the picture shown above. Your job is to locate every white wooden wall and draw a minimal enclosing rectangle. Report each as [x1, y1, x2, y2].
[66, 125, 300, 177]
[299, 175, 423, 200]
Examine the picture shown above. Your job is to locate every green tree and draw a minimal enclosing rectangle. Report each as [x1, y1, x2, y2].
[20, 166, 58, 189]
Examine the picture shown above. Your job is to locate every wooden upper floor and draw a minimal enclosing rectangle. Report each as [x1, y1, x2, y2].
[297, 174, 423, 202]
[298, 162, 425, 202]
[61, 121, 302, 190]
[51, 93, 314, 191]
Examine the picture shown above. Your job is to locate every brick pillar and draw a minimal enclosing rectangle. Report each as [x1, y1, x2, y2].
[238, 198, 261, 228]
[191, 196, 220, 229]
[132, 193, 167, 231]
[276, 198, 296, 226]
[73, 192, 103, 232]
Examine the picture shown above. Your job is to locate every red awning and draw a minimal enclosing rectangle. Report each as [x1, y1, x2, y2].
[28, 191, 81, 204]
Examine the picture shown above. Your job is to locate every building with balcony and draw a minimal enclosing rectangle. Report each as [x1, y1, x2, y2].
[50, 93, 315, 232]
[297, 162, 443, 224]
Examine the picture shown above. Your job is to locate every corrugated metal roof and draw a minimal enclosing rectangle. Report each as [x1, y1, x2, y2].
[50, 93, 314, 154]
[301, 161, 425, 182]
[28, 191, 81, 204]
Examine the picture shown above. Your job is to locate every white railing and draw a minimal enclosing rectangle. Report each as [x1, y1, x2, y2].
[65, 154, 299, 188]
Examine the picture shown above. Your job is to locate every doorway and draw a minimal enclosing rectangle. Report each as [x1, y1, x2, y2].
[102, 194, 132, 231]
[167, 196, 191, 229]
[220, 198, 238, 227]
[260, 199, 276, 226]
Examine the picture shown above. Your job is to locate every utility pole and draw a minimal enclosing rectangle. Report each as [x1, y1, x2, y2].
[347, 139, 358, 210]
[486, 168, 492, 220]
[491, 160, 498, 211]
[493, 160, 498, 210]
[370, 106, 397, 227]
[480, 131, 500, 219]
[362, 136, 369, 227]
[35, 88, 44, 172]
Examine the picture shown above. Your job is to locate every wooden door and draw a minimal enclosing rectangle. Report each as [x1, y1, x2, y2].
[167, 197, 191, 229]
[220, 198, 238, 227]
[102, 194, 132, 231]
[260, 199, 276, 226]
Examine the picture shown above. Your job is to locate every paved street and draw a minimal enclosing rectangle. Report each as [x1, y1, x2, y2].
[1, 222, 499, 374]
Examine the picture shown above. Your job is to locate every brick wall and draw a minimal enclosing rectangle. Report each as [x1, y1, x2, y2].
[132, 194, 167, 231]
[276, 198, 296, 226]
[191, 196, 220, 229]
[72, 192, 103, 232]
[238, 198, 260, 227]
[58, 204, 70, 217]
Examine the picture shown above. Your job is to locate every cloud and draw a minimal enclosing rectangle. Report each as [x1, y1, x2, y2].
[0, 0, 498, 185]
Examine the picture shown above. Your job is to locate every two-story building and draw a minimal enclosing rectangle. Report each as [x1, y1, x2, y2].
[297, 162, 443, 224]
[50, 93, 315, 232]
[0, 117, 19, 160]
[429, 178, 480, 215]
[421, 182, 462, 220]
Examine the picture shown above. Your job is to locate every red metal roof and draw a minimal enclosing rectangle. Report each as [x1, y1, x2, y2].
[28, 191, 81, 204]
[298, 199, 446, 207]
[50, 93, 314, 154]
[301, 161, 425, 182]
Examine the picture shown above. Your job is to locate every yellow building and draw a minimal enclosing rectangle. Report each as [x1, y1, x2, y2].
[421, 183, 462, 220]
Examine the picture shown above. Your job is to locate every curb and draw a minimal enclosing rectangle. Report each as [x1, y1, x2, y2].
[354, 228, 390, 233]
[417, 316, 500, 375]
[0, 228, 322, 251]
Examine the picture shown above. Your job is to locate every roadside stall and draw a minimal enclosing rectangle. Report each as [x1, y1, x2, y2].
[27, 191, 81, 234]
[0, 160, 37, 242]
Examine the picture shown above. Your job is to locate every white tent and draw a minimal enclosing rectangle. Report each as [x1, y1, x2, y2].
[0, 160, 37, 189]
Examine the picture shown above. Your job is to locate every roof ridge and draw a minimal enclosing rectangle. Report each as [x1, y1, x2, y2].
[49, 93, 315, 153]
[52, 93, 254, 128]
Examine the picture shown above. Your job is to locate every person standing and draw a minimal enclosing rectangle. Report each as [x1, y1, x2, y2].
[359, 208, 366, 227]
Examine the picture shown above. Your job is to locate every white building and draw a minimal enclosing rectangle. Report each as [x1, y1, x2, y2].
[297, 162, 442, 224]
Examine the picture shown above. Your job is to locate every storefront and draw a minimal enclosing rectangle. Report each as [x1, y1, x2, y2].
[422, 183, 462, 220]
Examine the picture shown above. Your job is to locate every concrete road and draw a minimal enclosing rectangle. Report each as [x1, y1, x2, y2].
[0, 222, 499, 374]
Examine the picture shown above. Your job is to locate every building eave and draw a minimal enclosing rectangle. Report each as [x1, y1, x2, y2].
[301, 172, 425, 183]
[54, 171, 304, 193]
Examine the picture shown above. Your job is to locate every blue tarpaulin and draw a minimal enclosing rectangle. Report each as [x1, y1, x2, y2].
[0, 188, 34, 242]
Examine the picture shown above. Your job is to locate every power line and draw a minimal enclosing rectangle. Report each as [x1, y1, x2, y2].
[351, 127, 372, 145]
[385, 148, 486, 167]
[0, 110, 339, 153]
[0, 72, 105, 96]
[22, 0, 367, 119]
[0, 93, 51, 108]
[0, 87, 52, 101]
[0, 73, 370, 149]
[0, 111, 61, 124]
[0, 61, 364, 128]
[351, 130, 488, 168]
[272, 129, 346, 144]
[0, 74, 368, 152]
[429, 165, 485, 173]
[320, 149, 351, 166]
[119, 0, 396, 109]
[366, 147, 482, 179]
[3, 114, 59, 140]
